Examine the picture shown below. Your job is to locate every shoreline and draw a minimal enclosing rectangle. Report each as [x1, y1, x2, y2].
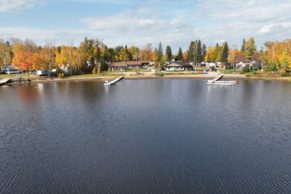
[2, 73, 291, 85]
[31, 74, 291, 83]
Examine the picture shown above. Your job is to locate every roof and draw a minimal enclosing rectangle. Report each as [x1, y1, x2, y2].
[235, 55, 249, 63]
[166, 62, 192, 67]
[110, 61, 150, 67]
[127, 61, 143, 66]
[109, 62, 127, 67]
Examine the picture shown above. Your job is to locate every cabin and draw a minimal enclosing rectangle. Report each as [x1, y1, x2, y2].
[165, 62, 193, 71]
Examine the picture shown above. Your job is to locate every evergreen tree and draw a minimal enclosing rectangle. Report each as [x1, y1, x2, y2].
[188, 41, 195, 62]
[202, 44, 207, 62]
[177, 47, 184, 61]
[197, 40, 203, 64]
[158, 42, 163, 62]
[241, 38, 246, 53]
[221, 42, 229, 63]
[166, 45, 172, 62]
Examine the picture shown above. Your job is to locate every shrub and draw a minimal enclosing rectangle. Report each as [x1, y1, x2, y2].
[279, 69, 290, 77]
[242, 65, 250, 73]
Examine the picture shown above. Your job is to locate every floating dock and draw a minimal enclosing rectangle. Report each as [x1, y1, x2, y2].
[0, 79, 13, 86]
[207, 74, 237, 86]
[104, 76, 124, 86]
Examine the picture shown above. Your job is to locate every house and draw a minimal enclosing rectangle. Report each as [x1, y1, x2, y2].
[127, 61, 151, 69]
[234, 54, 262, 70]
[109, 61, 151, 71]
[165, 62, 193, 71]
[205, 62, 217, 68]
[109, 62, 127, 71]
[2, 65, 20, 74]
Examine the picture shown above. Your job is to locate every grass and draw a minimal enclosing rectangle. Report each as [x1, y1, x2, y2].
[0, 73, 38, 80]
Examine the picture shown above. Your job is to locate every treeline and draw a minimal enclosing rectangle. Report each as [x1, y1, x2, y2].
[0, 37, 291, 74]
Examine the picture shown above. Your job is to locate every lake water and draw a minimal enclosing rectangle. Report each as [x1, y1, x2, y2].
[1, 79, 291, 193]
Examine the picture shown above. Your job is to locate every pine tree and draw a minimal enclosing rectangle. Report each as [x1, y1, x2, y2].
[177, 47, 184, 61]
[197, 40, 202, 64]
[221, 42, 229, 63]
[202, 44, 207, 62]
[158, 42, 163, 62]
[166, 45, 172, 62]
[241, 38, 246, 53]
[188, 41, 195, 62]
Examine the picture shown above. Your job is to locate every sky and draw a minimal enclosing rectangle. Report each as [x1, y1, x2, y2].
[1, 0, 291, 50]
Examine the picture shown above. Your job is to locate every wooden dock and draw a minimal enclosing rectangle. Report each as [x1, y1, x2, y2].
[207, 74, 237, 86]
[0, 79, 13, 86]
[104, 76, 124, 86]
[207, 74, 224, 84]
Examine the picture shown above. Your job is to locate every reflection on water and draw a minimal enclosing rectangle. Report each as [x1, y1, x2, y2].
[0, 79, 291, 193]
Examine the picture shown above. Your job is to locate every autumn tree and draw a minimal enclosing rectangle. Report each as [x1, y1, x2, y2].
[0, 40, 12, 68]
[12, 40, 37, 73]
[263, 40, 291, 73]
[228, 49, 243, 64]
[205, 47, 216, 62]
[140, 44, 153, 61]
[244, 37, 257, 60]
[129, 46, 139, 61]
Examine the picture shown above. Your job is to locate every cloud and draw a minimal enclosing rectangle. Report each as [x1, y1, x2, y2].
[2, 0, 291, 50]
[0, 27, 91, 46]
[82, 8, 191, 48]
[0, 0, 45, 12]
[79, 0, 291, 49]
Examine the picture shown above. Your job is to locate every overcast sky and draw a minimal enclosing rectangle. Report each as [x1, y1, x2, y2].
[0, 0, 291, 50]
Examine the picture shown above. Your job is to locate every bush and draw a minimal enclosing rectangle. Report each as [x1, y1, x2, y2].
[242, 65, 250, 73]
[279, 69, 290, 77]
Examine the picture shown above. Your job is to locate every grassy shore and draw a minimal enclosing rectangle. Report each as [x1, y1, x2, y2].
[1, 71, 291, 83]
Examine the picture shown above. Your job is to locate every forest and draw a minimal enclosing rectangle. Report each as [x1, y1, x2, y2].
[0, 37, 290, 76]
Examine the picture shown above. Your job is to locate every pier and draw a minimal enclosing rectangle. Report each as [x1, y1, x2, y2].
[207, 74, 237, 86]
[0, 79, 13, 86]
[104, 76, 124, 86]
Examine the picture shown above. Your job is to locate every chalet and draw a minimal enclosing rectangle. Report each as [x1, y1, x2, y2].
[165, 62, 193, 71]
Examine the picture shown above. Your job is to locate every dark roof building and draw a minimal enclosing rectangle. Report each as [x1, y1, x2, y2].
[165, 62, 193, 71]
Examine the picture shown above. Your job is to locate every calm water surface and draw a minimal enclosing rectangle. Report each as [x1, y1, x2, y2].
[0, 79, 291, 193]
